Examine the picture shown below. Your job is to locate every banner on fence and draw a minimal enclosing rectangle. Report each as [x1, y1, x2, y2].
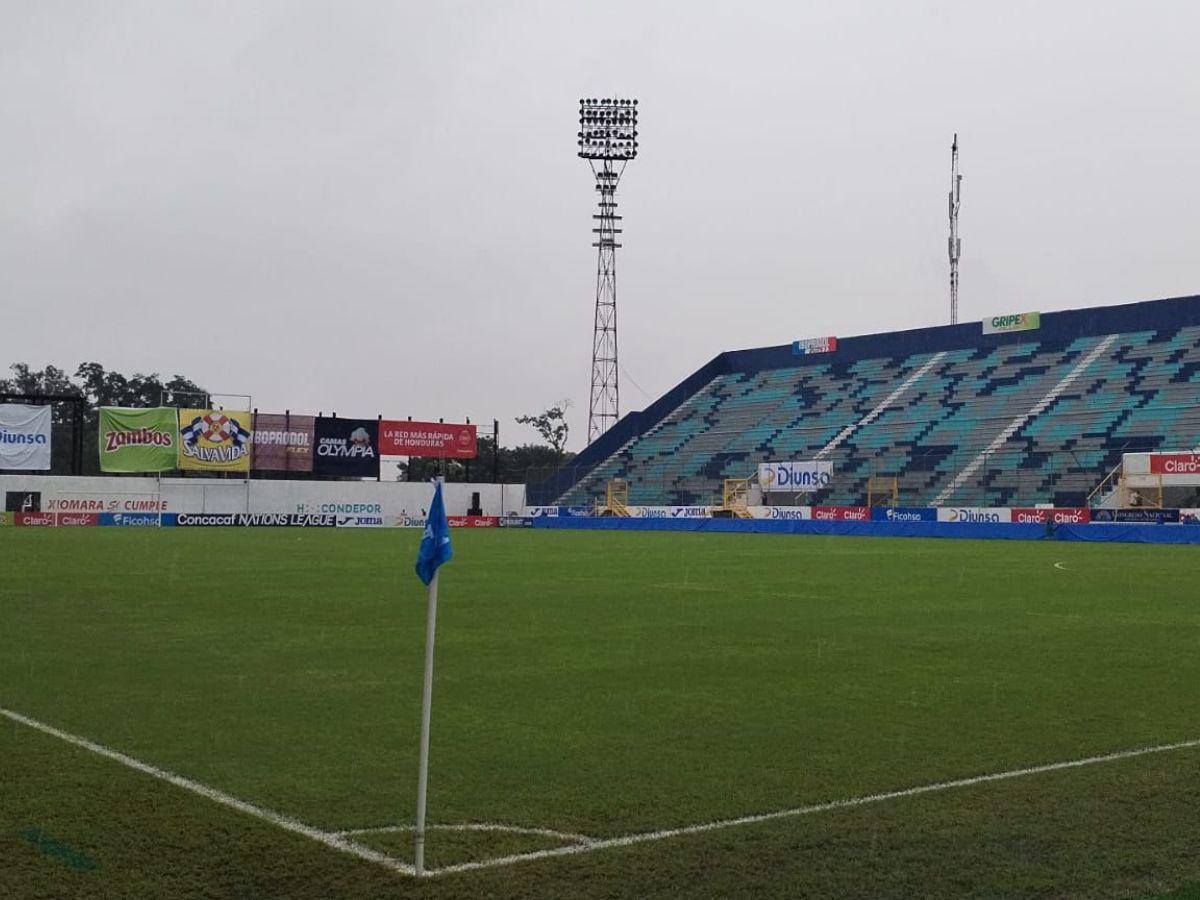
[1011, 507, 1091, 525]
[1148, 453, 1200, 475]
[812, 506, 870, 521]
[56, 513, 98, 527]
[14, 512, 57, 526]
[252, 413, 314, 472]
[1090, 508, 1180, 524]
[936, 507, 1013, 523]
[870, 507, 937, 522]
[99, 407, 178, 472]
[629, 506, 711, 519]
[313, 417, 380, 478]
[379, 420, 477, 459]
[178, 409, 252, 472]
[758, 461, 833, 492]
[447, 515, 499, 527]
[499, 514, 534, 528]
[99, 512, 162, 527]
[747, 506, 812, 520]
[0, 404, 52, 470]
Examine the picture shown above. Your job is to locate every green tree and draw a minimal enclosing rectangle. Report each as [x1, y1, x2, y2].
[515, 402, 570, 457]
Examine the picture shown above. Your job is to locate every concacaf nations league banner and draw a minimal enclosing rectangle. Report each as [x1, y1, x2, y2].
[178, 409, 252, 472]
[0, 404, 52, 470]
[313, 417, 380, 478]
[99, 407, 178, 472]
[252, 413, 314, 472]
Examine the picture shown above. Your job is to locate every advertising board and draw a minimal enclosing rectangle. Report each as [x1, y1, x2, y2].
[313, 418, 380, 478]
[499, 515, 534, 528]
[628, 506, 711, 518]
[935, 507, 1013, 524]
[0, 404, 52, 470]
[447, 516, 499, 527]
[178, 409, 252, 473]
[758, 461, 833, 492]
[1090, 508, 1180, 524]
[336, 515, 385, 527]
[811, 506, 869, 521]
[746, 506, 811, 520]
[1148, 453, 1200, 475]
[870, 507, 936, 523]
[791, 336, 838, 356]
[99, 512, 163, 527]
[252, 413, 314, 472]
[1010, 507, 1091, 525]
[56, 513, 98, 527]
[982, 312, 1041, 335]
[48, 496, 166, 513]
[379, 421, 477, 459]
[14, 512, 57, 526]
[5, 490, 40, 512]
[98, 407, 177, 472]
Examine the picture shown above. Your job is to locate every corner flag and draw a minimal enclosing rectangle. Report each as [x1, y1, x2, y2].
[415, 480, 453, 585]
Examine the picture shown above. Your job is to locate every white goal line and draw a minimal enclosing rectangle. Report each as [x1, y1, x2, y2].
[4, 705, 1197, 879]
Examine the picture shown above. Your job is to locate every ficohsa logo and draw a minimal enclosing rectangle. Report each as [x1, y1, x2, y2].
[886, 509, 924, 522]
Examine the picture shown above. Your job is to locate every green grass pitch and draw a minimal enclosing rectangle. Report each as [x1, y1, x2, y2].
[2, 527, 1199, 898]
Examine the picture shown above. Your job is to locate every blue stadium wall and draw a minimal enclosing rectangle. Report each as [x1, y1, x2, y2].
[529, 293, 1200, 504]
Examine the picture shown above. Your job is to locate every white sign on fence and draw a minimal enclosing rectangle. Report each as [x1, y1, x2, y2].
[0, 404, 52, 471]
[757, 461, 832, 492]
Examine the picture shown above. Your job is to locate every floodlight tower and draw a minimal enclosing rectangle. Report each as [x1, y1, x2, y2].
[948, 133, 962, 325]
[578, 97, 638, 443]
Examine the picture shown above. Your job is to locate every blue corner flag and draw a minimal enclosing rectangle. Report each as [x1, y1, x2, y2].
[415, 480, 453, 586]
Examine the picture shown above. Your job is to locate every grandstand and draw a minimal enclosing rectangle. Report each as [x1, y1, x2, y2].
[536, 294, 1200, 509]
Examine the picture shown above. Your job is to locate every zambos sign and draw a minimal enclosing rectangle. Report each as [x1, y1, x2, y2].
[99, 408, 178, 472]
[982, 311, 1041, 335]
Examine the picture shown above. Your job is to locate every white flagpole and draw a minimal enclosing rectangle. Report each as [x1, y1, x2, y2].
[413, 568, 438, 876]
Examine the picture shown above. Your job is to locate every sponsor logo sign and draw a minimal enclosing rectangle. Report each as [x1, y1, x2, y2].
[747, 506, 811, 520]
[294, 502, 384, 515]
[447, 515, 499, 527]
[982, 311, 1041, 335]
[791, 336, 838, 356]
[99, 512, 162, 527]
[936, 507, 1013, 523]
[15, 512, 58, 526]
[812, 506, 869, 521]
[758, 461, 833, 492]
[526, 506, 559, 518]
[392, 515, 426, 528]
[56, 512, 98, 526]
[870, 507, 937, 522]
[252, 413, 314, 472]
[5, 491, 40, 512]
[499, 515, 534, 528]
[178, 409, 252, 472]
[0, 511, 10, 526]
[1090, 508, 1180, 524]
[175, 513, 336, 527]
[49, 496, 167, 512]
[313, 417, 380, 478]
[1180, 509, 1200, 525]
[628, 506, 711, 518]
[1149, 453, 1200, 475]
[336, 515, 385, 527]
[99, 407, 178, 472]
[379, 421, 477, 459]
[1011, 507, 1091, 525]
[0, 404, 52, 470]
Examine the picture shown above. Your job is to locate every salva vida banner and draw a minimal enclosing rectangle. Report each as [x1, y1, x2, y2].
[0, 404, 52, 470]
[99, 407, 178, 472]
[313, 417, 380, 478]
[178, 409, 252, 473]
[252, 413, 314, 472]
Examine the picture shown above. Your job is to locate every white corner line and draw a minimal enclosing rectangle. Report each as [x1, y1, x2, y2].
[0, 707, 415, 877]
[425, 736, 1200, 877]
[334, 822, 595, 845]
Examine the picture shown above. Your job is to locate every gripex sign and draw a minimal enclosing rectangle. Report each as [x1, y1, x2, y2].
[982, 311, 1040, 335]
[758, 461, 833, 492]
[313, 418, 380, 478]
[0, 404, 52, 470]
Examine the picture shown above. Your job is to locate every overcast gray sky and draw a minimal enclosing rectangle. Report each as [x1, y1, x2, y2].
[3, 1, 1197, 450]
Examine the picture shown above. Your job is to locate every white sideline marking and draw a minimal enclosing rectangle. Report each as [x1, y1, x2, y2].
[428, 737, 1200, 876]
[0, 707, 415, 877]
[334, 822, 594, 845]
[1053, 561, 1070, 571]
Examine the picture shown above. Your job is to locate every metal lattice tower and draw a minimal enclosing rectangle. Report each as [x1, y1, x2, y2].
[578, 98, 638, 443]
[948, 133, 962, 325]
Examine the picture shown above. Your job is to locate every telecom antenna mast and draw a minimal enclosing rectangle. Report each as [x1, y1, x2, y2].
[578, 97, 638, 443]
[948, 133, 962, 325]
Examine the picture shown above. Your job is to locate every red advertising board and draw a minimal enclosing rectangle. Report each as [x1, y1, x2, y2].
[56, 512, 99, 527]
[15, 512, 57, 526]
[379, 421, 477, 459]
[447, 516, 499, 527]
[1149, 453, 1200, 475]
[1011, 507, 1091, 525]
[811, 506, 869, 521]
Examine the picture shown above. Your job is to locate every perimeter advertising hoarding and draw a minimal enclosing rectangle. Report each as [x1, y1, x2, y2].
[313, 418, 380, 478]
[811, 506, 870, 521]
[447, 516, 499, 527]
[1010, 507, 1091, 525]
[0, 404, 52, 470]
[178, 409, 252, 473]
[14, 512, 57, 526]
[746, 506, 811, 520]
[1090, 508, 1180, 524]
[99, 512, 163, 527]
[982, 312, 1040, 335]
[378, 421, 477, 459]
[870, 507, 937, 522]
[252, 413, 314, 472]
[98, 407, 178, 473]
[5, 491, 40, 512]
[174, 513, 337, 527]
[936, 507, 1013, 523]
